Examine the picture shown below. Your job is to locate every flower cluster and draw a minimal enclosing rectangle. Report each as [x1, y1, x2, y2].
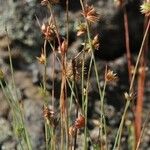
[76, 22, 87, 36]
[37, 51, 46, 64]
[41, 23, 56, 41]
[58, 39, 68, 55]
[74, 114, 85, 129]
[64, 61, 81, 81]
[69, 114, 85, 136]
[105, 69, 118, 83]
[83, 34, 100, 52]
[81, 5, 99, 23]
[92, 34, 100, 50]
[43, 106, 55, 125]
[140, 1, 150, 17]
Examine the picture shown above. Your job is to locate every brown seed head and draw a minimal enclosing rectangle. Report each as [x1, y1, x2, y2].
[65, 61, 80, 81]
[105, 69, 118, 83]
[74, 114, 85, 129]
[58, 39, 68, 55]
[81, 5, 99, 23]
[37, 52, 46, 64]
[43, 106, 55, 124]
[92, 34, 100, 50]
[41, 23, 56, 41]
[82, 34, 100, 52]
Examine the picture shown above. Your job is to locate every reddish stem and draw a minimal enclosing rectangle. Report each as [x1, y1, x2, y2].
[123, 7, 132, 82]
[135, 17, 149, 145]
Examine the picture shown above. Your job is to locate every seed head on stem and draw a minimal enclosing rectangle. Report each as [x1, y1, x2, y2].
[76, 22, 87, 36]
[140, 1, 150, 17]
[41, 23, 56, 41]
[74, 114, 85, 129]
[105, 69, 118, 83]
[37, 51, 46, 64]
[81, 5, 99, 23]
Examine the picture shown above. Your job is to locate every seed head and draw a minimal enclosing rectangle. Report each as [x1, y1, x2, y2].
[41, 23, 56, 41]
[81, 5, 99, 23]
[92, 34, 100, 50]
[82, 34, 100, 52]
[74, 114, 85, 129]
[58, 39, 68, 55]
[76, 22, 87, 36]
[105, 69, 118, 83]
[43, 106, 55, 125]
[37, 52, 46, 64]
[140, 2, 150, 17]
[65, 61, 80, 81]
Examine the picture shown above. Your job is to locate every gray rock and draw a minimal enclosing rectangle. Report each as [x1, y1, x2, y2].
[59, 0, 144, 59]
[0, 0, 42, 47]
[0, 91, 9, 118]
[0, 118, 12, 144]
[23, 99, 45, 150]
[1, 140, 17, 150]
[0, 0, 144, 59]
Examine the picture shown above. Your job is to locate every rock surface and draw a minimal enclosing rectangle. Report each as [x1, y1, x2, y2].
[0, 0, 144, 59]
[0, 0, 149, 149]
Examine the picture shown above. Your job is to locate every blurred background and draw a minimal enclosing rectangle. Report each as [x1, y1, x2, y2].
[0, 0, 149, 149]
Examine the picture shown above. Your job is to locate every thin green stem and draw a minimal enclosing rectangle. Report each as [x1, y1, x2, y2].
[83, 50, 93, 150]
[129, 19, 150, 93]
[47, 3, 61, 48]
[79, 1, 104, 149]
[66, 0, 69, 46]
[82, 49, 85, 112]
[5, 29, 16, 97]
[5, 29, 32, 150]
[43, 39, 47, 96]
[100, 78, 108, 149]
[113, 19, 150, 150]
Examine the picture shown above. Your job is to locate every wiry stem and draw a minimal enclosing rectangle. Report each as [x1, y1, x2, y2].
[5, 28, 32, 150]
[113, 19, 150, 150]
[136, 111, 150, 150]
[135, 17, 149, 145]
[43, 40, 47, 95]
[123, 7, 132, 82]
[79, 1, 106, 149]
